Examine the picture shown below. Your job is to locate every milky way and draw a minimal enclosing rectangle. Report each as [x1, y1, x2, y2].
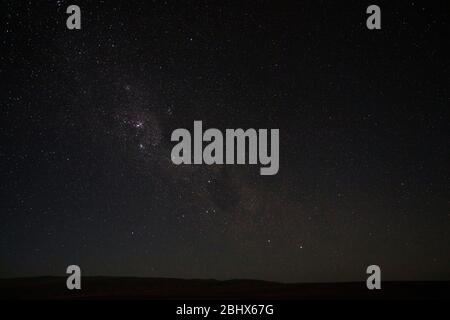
[1, 0, 449, 282]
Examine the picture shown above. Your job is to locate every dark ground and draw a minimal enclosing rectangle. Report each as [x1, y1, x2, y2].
[0, 277, 448, 300]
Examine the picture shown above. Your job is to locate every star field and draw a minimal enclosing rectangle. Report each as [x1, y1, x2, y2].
[0, 0, 449, 282]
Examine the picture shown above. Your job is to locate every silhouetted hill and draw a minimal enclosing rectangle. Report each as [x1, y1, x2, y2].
[0, 277, 448, 300]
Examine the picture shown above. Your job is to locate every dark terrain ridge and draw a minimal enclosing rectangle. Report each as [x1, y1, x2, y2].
[0, 277, 448, 299]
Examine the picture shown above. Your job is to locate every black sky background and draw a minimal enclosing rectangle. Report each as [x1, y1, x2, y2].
[0, 0, 449, 282]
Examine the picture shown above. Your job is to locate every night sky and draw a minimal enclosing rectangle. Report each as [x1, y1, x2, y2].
[1, 0, 449, 283]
